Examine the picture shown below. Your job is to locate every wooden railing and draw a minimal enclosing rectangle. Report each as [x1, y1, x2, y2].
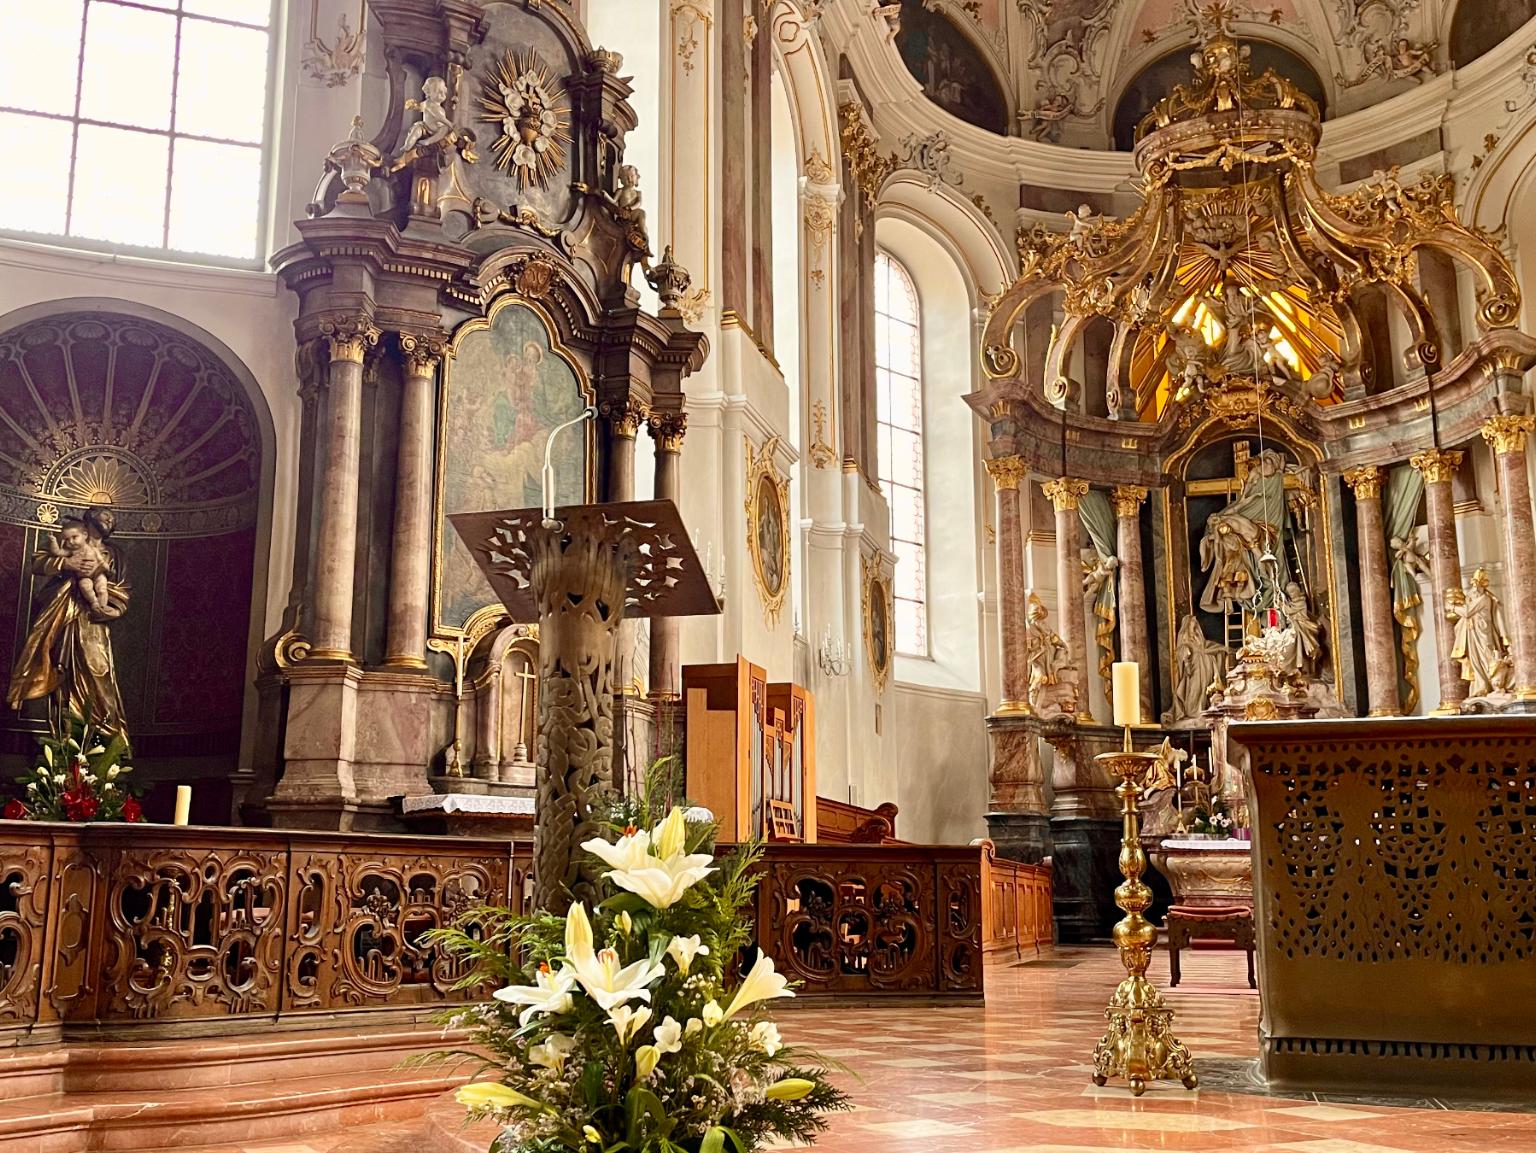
[0, 826, 985, 1036]
[0, 823, 533, 1038]
[751, 843, 984, 1002]
[978, 841, 1054, 958]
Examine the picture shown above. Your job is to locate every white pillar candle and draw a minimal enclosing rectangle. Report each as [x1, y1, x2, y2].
[173, 785, 192, 826]
[1112, 661, 1141, 728]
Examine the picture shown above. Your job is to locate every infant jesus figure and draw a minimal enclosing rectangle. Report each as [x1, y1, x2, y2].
[49, 513, 122, 620]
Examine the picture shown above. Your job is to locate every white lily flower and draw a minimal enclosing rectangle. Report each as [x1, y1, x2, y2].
[652, 1015, 684, 1056]
[653, 807, 688, 859]
[43, 746, 52, 768]
[684, 1017, 703, 1038]
[106, 766, 120, 780]
[634, 1044, 659, 1079]
[564, 904, 666, 1010]
[617, 910, 633, 935]
[608, 1003, 652, 1044]
[749, 1020, 783, 1057]
[493, 963, 576, 1027]
[701, 999, 723, 1027]
[665, 934, 709, 975]
[605, 846, 715, 909]
[724, 954, 793, 1020]
[528, 1033, 575, 1072]
[580, 826, 653, 873]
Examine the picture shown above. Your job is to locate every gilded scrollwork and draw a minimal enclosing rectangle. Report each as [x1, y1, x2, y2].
[745, 436, 792, 628]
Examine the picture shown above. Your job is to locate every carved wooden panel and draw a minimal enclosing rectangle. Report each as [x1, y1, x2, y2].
[757, 846, 984, 1000]
[100, 841, 288, 1020]
[285, 846, 509, 1011]
[0, 843, 51, 1026]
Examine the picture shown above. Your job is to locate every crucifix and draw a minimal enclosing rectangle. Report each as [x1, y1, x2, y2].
[514, 657, 538, 760]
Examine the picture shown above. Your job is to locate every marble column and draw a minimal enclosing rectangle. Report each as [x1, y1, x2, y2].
[1409, 448, 1466, 713]
[648, 410, 688, 698]
[472, 665, 502, 782]
[985, 456, 1030, 714]
[1111, 484, 1153, 721]
[1481, 415, 1536, 701]
[604, 399, 646, 502]
[1043, 477, 1092, 722]
[383, 335, 442, 669]
[310, 318, 378, 661]
[1343, 466, 1400, 716]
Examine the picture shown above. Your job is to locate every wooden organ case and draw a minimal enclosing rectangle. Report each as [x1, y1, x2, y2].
[683, 659, 817, 842]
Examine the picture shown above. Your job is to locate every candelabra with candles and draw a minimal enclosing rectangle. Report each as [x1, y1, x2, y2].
[1090, 660, 1198, 1096]
[817, 624, 851, 677]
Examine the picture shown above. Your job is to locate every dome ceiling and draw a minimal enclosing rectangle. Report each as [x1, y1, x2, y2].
[890, 0, 1530, 148]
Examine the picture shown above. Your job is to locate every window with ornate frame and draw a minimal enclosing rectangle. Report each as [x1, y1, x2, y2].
[874, 250, 928, 656]
[0, 0, 276, 263]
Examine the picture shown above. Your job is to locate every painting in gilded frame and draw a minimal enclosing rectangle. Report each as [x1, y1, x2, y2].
[434, 301, 591, 633]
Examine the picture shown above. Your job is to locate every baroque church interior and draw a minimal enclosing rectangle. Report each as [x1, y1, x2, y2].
[3, 0, 1536, 1150]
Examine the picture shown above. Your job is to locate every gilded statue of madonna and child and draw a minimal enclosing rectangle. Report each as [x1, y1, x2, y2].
[5, 506, 131, 742]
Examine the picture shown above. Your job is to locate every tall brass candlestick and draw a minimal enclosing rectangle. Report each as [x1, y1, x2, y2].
[1091, 732, 1197, 1096]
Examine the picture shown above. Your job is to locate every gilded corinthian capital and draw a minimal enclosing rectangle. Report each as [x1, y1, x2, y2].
[1342, 465, 1384, 501]
[1408, 447, 1462, 485]
[648, 409, 688, 452]
[984, 455, 1026, 491]
[1481, 414, 1536, 456]
[399, 332, 448, 376]
[1042, 477, 1089, 511]
[1110, 484, 1148, 519]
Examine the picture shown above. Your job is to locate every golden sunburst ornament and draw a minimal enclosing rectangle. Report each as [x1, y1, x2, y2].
[479, 50, 571, 189]
[53, 455, 152, 507]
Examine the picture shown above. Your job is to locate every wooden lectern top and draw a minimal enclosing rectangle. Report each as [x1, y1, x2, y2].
[451, 500, 722, 622]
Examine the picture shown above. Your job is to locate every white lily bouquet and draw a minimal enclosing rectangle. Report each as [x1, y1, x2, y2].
[432, 793, 850, 1153]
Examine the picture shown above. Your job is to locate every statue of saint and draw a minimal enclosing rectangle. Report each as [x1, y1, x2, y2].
[1164, 614, 1230, 723]
[1197, 448, 1287, 613]
[1278, 580, 1322, 674]
[1448, 569, 1514, 699]
[5, 508, 130, 739]
[1024, 592, 1071, 710]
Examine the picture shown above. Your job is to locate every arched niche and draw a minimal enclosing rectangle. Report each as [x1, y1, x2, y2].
[1449, 0, 1536, 69]
[893, 0, 1010, 134]
[0, 307, 271, 819]
[1112, 41, 1328, 150]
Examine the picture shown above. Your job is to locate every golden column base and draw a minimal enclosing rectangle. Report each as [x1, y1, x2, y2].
[1090, 737, 1198, 1096]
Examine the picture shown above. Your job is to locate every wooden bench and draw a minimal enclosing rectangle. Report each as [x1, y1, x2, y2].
[1165, 904, 1256, 989]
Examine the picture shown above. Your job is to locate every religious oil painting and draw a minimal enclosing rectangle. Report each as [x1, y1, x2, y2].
[895, 0, 1009, 134]
[435, 302, 589, 632]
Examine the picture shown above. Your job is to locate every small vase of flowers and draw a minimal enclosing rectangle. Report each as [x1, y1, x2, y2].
[430, 779, 850, 1153]
[6, 712, 142, 823]
[1189, 794, 1235, 839]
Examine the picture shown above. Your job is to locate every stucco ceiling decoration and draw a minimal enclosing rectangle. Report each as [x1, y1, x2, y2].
[979, 6, 1521, 427]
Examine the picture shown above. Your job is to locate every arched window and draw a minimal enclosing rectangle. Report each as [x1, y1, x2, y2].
[1, 1, 275, 262]
[874, 251, 927, 656]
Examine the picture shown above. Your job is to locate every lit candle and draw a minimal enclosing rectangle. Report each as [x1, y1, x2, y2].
[173, 785, 192, 826]
[1111, 661, 1141, 728]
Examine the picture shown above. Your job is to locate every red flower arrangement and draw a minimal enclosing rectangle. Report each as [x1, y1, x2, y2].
[6, 712, 142, 823]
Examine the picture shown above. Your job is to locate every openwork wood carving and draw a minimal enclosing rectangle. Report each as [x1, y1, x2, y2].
[0, 845, 49, 1026]
[758, 849, 983, 998]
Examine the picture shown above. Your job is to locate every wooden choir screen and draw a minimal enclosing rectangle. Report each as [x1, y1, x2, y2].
[978, 840, 1054, 957]
[751, 843, 985, 1002]
[0, 825, 533, 1038]
[683, 660, 816, 842]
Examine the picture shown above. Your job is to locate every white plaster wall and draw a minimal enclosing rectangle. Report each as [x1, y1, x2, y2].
[891, 683, 988, 845]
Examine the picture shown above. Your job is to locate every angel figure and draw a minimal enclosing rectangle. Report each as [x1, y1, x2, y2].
[1024, 593, 1070, 705]
[1065, 203, 1102, 250]
[399, 76, 454, 156]
[1024, 90, 1073, 142]
[602, 164, 653, 270]
[1278, 580, 1322, 674]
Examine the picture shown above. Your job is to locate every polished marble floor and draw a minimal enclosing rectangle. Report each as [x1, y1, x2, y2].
[187, 947, 1536, 1153]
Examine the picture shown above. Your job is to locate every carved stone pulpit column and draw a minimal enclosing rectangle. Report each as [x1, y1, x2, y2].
[1043, 477, 1093, 722]
[985, 455, 1030, 714]
[1111, 484, 1153, 720]
[1481, 415, 1536, 702]
[384, 334, 445, 669]
[310, 317, 378, 660]
[1343, 466, 1400, 716]
[1408, 448, 1466, 713]
[454, 500, 717, 913]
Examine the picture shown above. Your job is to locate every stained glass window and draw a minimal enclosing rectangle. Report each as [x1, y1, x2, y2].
[874, 251, 927, 656]
[0, 0, 274, 262]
